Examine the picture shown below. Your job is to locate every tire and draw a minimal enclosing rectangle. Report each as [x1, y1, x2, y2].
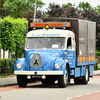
[74, 78, 82, 84]
[41, 79, 48, 84]
[41, 79, 55, 84]
[81, 66, 89, 84]
[48, 80, 55, 84]
[58, 67, 68, 88]
[17, 75, 27, 87]
[74, 66, 89, 85]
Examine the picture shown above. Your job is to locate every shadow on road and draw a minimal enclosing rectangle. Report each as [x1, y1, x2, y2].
[26, 82, 76, 89]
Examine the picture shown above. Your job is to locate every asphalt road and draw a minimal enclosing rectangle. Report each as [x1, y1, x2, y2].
[0, 76, 100, 100]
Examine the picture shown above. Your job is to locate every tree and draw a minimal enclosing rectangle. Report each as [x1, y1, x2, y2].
[78, 2, 91, 10]
[22, 9, 42, 20]
[0, 0, 6, 14]
[4, 0, 45, 18]
[62, 6, 78, 18]
[0, 0, 9, 18]
[47, 3, 64, 17]
[62, 3, 72, 9]
[97, 5, 100, 14]
[22, 9, 34, 20]
[0, 16, 28, 53]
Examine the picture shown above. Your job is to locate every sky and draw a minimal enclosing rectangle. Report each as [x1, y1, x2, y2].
[41, 0, 100, 11]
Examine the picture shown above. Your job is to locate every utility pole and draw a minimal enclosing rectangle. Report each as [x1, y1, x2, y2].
[34, 0, 36, 19]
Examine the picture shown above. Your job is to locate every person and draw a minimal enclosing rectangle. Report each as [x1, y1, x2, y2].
[58, 42, 62, 48]
[41, 12, 44, 20]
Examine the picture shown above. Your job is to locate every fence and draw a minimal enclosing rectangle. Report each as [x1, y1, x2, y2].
[0, 59, 15, 76]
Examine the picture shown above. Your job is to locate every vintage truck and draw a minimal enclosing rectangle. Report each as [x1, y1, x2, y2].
[14, 18, 96, 88]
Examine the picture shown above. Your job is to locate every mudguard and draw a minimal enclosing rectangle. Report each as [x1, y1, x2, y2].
[54, 58, 69, 75]
[62, 59, 69, 75]
[14, 58, 25, 71]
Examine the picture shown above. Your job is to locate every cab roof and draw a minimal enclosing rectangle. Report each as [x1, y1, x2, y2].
[26, 29, 74, 37]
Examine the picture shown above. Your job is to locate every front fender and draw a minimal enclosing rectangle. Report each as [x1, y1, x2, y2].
[54, 58, 64, 66]
[14, 58, 25, 71]
[54, 58, 69, 73]
[61, 59, 69, 75]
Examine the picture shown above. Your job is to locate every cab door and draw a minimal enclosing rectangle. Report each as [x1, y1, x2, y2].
[66, 36, 76, 68]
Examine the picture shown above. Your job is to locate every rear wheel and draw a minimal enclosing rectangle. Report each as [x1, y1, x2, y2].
[74, 66, 89, 85]
[58, 67, 68, 88]
[81, 66, 89, 84]
[74, 78, 82, 84]
[17, 75, 27, 87]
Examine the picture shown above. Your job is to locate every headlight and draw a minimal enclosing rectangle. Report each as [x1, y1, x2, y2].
[55, 63, 60, 69]
[16, 63, 22, 69]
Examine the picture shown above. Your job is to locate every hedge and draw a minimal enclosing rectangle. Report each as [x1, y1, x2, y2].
[0, 16, 28, 58]
[0, 59, 16, 75]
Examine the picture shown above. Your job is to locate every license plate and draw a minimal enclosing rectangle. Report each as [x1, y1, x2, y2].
[32, 76, 42, 78]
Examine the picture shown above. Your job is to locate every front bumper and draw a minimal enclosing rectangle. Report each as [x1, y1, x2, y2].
[14, 71, 63, 75]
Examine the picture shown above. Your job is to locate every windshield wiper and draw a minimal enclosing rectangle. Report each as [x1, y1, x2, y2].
[55, 39, 62, 43]
[36, 38, 43, 44]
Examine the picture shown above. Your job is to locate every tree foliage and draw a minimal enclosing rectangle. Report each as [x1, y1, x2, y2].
[47, 3, 64, 17]
[0, 0, 9, 18]
[22, 9, 42, 20]
[22, 9, 34, 20]
[4, 0, 45, 18]
[62, 3, 72, 9]
[0, 0, 6, 14]
[97, 5, 100, 14]
[78, 2, 91, 10]
[0, 16, 28, 52]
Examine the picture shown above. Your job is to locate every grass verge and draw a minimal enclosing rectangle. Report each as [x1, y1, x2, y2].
[0, 75, 15, 79]
[98, 64, 100, 70]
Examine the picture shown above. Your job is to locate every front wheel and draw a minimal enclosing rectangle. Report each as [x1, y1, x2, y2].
[41, 79, 55, 85]
[17, 75, 27, 87]
[58, 67, 68, 88]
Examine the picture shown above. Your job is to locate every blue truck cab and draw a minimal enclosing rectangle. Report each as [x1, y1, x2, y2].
[14, 18, 96, 88]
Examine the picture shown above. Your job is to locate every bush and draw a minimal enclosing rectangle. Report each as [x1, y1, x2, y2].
[96, 50, 100, 57]
[0, 16, 28, 58]
[0, 59, 16, 75]
[0, 43, 1, 58]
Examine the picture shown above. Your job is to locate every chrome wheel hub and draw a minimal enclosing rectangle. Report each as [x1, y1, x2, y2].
[64, 70, 67, 84]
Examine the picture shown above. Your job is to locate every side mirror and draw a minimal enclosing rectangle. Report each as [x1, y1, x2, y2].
[11, 52, 15, 56]
[11, 52, 15, 66]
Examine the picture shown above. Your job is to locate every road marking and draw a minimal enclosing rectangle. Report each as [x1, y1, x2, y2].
[95, 91, 99, 93]
[76, 95, 82, 97]
[67, 98, 73, 100]
[86, 93, 91, 95]
[67, 91, 100, 100]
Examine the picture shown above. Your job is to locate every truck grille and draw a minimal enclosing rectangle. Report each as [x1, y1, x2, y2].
[30, 53, 42, 68]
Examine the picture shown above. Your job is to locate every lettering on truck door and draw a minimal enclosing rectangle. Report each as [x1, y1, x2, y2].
[66, 37, 75, 68]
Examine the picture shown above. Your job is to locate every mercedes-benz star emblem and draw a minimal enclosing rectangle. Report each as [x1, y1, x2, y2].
[34, 55, 39, 65]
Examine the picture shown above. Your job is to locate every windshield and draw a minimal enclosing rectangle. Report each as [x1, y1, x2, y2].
[26, 37, 65, 49]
